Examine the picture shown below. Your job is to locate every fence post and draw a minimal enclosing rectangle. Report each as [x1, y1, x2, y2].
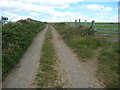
[75, 20, 77, 27]
[91, 20, 96, 30]
[91, 20, 96, 35]
[85, 20, 87, 26]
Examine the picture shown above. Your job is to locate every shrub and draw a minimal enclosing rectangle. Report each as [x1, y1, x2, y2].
[2, 19, 46, 78]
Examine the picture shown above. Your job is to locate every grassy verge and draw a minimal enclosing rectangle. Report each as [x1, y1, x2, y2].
[33, 26, 61, 88]
[97, 42, 119, 88]
[54, 23, 118, 88]
[2, 18, 46, 78]
[54, 23, 102, 61]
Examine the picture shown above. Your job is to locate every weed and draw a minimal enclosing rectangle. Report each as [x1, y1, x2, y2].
[34, 26, 60, 88]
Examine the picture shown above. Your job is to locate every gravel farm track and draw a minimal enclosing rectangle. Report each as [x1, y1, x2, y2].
[3, 25, 104, 88]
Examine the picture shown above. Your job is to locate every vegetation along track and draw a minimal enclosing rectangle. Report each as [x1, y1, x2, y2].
[33, 25, 61, 88]
[3, 25, 48, 88]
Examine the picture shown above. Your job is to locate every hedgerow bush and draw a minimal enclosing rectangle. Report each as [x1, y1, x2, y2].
[2, 19, 46, 78]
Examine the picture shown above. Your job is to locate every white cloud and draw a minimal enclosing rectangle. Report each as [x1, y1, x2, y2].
[83, 0, 119, 2]
[0, 0, 52, 13]
[0, 0, 83, 11]
[99, 16, 105, 19]
[30, 12, 39, 16]
[82, 4, 112, 16]
[44, 9, 83, 18]
[0, 0, 85, 22]
[97, 7, 112, 15]
[109, 15, 118, 22]
[84, 4, 104, 11]
[105, 7, 112, 11]
[83, 4, 112, 12]
[0, 0, 117, 22]
[44, 11, 89, 22]
[4, 0, 83, 5]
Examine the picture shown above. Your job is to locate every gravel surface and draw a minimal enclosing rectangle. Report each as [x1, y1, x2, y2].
[2, 25, 104, 88]
[3, 25, 48, 88]
[51, 25, 104, 88]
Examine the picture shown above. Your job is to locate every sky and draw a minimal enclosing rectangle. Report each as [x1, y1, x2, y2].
[0, 0, 119, 22]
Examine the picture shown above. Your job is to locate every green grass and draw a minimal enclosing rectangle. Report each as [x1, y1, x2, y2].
[54, 23, 118, 88]
[97, 42, 119, 88]
[34, 26, 61, 88]
[2, 19, 46, 79]
[67, 37, 102, 60]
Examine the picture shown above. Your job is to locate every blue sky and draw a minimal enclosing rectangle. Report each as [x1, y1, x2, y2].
[0, 0, 119, 22]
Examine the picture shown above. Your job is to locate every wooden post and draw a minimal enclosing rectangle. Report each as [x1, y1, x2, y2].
[91, 20, 96, 35]
[85, 20, 87, 26]
[92, 20, 95, 30]
[75, 20, 77, 27]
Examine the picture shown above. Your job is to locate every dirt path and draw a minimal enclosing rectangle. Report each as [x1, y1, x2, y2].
[50, 25, 104, 88]
[3, 25, 48, 88]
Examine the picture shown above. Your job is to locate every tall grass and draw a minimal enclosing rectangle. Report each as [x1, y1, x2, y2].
[2, 19, 46, 78]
